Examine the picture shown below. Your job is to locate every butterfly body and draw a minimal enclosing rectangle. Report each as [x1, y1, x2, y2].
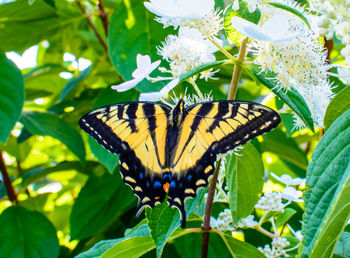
[79, 99, 280, 227]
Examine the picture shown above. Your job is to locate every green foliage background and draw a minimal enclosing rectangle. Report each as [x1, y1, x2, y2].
[0, 0, 350, 257]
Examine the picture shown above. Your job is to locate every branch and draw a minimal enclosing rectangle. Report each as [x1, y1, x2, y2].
[0, 151, 18, 204]
[77, 1, 108, 51]
[98, 0, 109, 36]
[228, 37, 249, 100]
[201, 37, 249, 258]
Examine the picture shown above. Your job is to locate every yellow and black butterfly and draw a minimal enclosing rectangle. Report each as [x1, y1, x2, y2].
[79, 100, 280, 227]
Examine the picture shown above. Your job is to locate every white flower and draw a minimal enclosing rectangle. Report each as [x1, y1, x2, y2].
[255, 192, 284, 212]
[139, 78, 179, 101]
[270, 173, 305, 186]
[341, 45, 350, 65]
[231, 15, 300, 42]
[144, 0, 214, 19]
[282, 186, 303, 202]
[157, 27, 217, 77]
[111, 54, 160, 92]
[214, 209, 234, 231]
[272, 236, 290, 249]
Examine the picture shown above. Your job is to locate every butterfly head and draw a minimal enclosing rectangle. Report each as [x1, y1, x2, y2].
[170, 99, 185, 126]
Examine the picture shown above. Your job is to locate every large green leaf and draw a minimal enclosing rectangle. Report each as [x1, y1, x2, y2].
[225, 143, 264, 223]
[146, 188, 206, 257]
[77, 220, 153, 258]
[324, 86, 350, 130]
[301, 108, 350, 257]
[334, 232, 350, 257]
[0, 0, 81, 51]
[108, 0, 172, 93]
[0, 206, 59, 258]
[70, 170, 135, 240]
[0, 52, 24, 144]
[249, 66, 314, 131]
[20, 111, 86, 161]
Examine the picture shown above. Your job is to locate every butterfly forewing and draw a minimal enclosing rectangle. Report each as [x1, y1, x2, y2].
[167, 101, 281, 223]
[79, 102, 171, 214]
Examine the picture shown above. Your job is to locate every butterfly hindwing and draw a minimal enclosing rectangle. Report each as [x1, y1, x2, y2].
[167, 101, 281, 222]
[79, 102, 171, 213]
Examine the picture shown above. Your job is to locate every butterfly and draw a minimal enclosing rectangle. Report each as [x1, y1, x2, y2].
[79, 99, 280, 227]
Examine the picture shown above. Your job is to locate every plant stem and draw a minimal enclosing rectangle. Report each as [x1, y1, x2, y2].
[0, 151, 18, 204]
[190, 80, 204, 99]
[97, 0, 109, 36]
[201, 37, 249, 258]
[228, 37, 249, 100]
[201, 160, 221, 258]
[207, 34, 237, 63]
[77, 1, 108, 51]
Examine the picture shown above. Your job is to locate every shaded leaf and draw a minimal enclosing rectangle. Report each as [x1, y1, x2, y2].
[70, 170, 135, 240]
[220, 232, 265, 257]
[0, 52, 24, 144]
[0, 206, 59, 258]
[60, 66, 91, 101]
[275, 207, 296, 228]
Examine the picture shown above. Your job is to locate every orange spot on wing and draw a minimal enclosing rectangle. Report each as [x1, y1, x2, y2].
[163, 182, 170, 193]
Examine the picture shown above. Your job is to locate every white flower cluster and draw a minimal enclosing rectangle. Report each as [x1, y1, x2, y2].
[235, 215, 258, 228]
[157, 27, 217, 77]
[112, 0, 223, 101]
[310, 0, 350, 82]
[255, 192, 285, 212]
[215, 209, 234, 231]
[258, 236, 290, 257]
[231, 0, 334, 128]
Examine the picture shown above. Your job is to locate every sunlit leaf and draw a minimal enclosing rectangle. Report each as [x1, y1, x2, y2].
[20, 111, 86, 161]
[301, 108, 350, 257]
[225, 143, 264, 223]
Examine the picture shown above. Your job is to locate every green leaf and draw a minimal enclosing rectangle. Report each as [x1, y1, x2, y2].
[224, 1, 261, 43]
[60, 66, 91, 101]
[178, 61, 227, 82]
[0, 52, 24, 144]
[275, 207, 296, 228]
[267, 2, 311, 29]
[225, 143, 264, 223]
[146, 188, 206, 257]
[0, 206, 59, 258]
[20, 111, 86, 161]
[78, 220, 153, 258]
[86, 87, 138, 173]
[324, 86, 350, 130]
[102, 236, 155, 258]
[219, 232, 265, 257]
[0, 135, 32, 162]
[334, 232, 350, 257]
[0, 0, 81, 51]
[108, 0, 170, 82]
[174, 232, 230, 257]
[70, 170, 135, 240]
[249, 65, 314, 131]
[301, 108, 350, 257]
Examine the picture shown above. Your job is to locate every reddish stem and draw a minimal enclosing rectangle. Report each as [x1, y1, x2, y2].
[0, 151, 18, 204]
